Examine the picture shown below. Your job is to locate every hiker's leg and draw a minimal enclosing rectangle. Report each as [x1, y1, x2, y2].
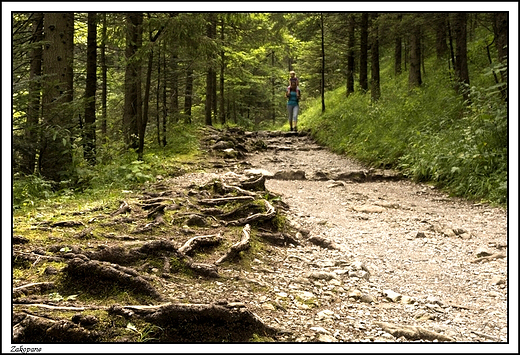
[287, 105, 293, 131]
[293, 106, 299, 132]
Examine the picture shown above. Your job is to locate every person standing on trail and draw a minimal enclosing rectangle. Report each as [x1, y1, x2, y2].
[286, 80, 301, 132]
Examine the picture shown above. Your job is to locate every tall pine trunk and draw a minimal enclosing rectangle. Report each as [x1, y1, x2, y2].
[184, 66, 193, 122]
[394, 14, 402, 76]
[370, 13, 380, 102]
[359, 13, 369, 92]
[320, 13, 325, 113]
[100, 13, 108, 142]
[346, 14, 355, 96]
[408, 23, 422, 88]
[23, 12, 43, 175]
[83, 12, 97, 165]
[453, 13, 470, 103]
[39, 13, 74, 183]
[123, 13, 141, 149]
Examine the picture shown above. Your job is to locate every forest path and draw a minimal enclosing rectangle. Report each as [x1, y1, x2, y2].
[12, 128, 508, 345]
[233, 129, 508, 342]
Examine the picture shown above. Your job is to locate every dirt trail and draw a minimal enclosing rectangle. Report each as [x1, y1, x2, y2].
[11, 128, 509, 345]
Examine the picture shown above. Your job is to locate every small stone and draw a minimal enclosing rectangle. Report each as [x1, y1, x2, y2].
[360, 294, 376, 303]
[401, 295, 415, 304]
[44, 266, 58, 275]
[475, 248, 493, 258]
[383, 289, 402, 303]
[316, 310, 335, 320]
[308, 271, 337, 281]
[347, 289, 362, 299]
[487, 291, 500, 298]
[415, 231, 427, 238]
[310, 326, 330, 334]
[442, 229, 456, 238]
[261, 303, 276, 310]
[348, 270, 370, 280]
[426, 295, 443, 306]
[490, 276, 505, 285]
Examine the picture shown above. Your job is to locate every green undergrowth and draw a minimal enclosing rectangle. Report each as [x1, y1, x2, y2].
[300, 61, 507, 206]
[13, 123, 203, 214]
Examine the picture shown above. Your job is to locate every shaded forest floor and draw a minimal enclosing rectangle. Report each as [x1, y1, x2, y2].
[11, 127, 508, 346]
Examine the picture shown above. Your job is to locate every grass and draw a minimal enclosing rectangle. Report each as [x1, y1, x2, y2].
[299, 58, 507, 206]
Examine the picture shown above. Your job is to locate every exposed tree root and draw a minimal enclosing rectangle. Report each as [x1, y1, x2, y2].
[258, 232, 300, 246]
[63, 258, 164, 301]
[199, 196, 255, 205]
[111, 201, 131, 217]
[224, 200, 276, 226]
[13, 282, 56, 298]
[178, 234, 223, 255]
[216, 224, 251, 265]
[13, 313, 98, 343]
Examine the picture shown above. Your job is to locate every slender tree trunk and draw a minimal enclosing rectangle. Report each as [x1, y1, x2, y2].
[162, 41, 168, 146]
[394, 14, 402, 76]
[123, 13, 140, 149]
[346, 14, 355, 96]
[23, 12, 43, 175]
[370, 13, 380, 102]
[39, 13, 74, 183]
[493, 12, 508, 100]
[100, 13, 107, 142]
[453, 13, 470, 103]
[83, 12, 97, 165]
[184, 66, 193, 122]
[156, 43, 161, 146]
[320, 13, 325, 113]
[359, 13, 369, 92]
[408, 23, 422, 88]
[219, 16, 226, 125]
[435, 13, 449, 60]
[170, 53, 179, 121]
[205, 13, 217, 126]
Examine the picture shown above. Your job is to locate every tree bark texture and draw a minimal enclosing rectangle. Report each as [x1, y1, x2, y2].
[83, 12, 97, 165]
[39, 12, 74, 182]
[359, 13, 369, 92]
[346, 14, 355, 96]
[123, 13, 141, 149]
[408, 23, 422, 88]
[453, 13, 470, 102]
[370, 13, 380, 102]
[22, 12, 43, 175]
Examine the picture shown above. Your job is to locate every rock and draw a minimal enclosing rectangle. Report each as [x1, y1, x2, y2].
[401, 295, 415, 304]
[347, 289, 362, 299]
[308, 271, 337, 281]
[348, 270, 370, 280]
[273, 169, 306, 180]
[211, 140, 234, 150]
[44, 266, 59, 275]
[475, 248, 493, 258]
[244, 168, 274, 177]
[441, 228, 456, 238]
[186, 214, 207, 227]
[383, 290, 402, 303]
[352, 205, 385, 213]
[490, 275, 505, 285]
[310, 326, 330, 334]
[414, 231, 427, 238]
[426, 295, 443, 306]
[316, 310, 335, 320]
[360, 294, 376, 303]
[487, 291, 500, 298]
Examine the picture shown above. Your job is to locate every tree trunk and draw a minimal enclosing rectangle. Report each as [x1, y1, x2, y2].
[123, 13, 140, 149]
[370, 13, 380, 102]
[23, 12, 43, 175]
[394, 14, 402, 76]
[359, 13, 369, 92]
[205, 14, 217, 126]
[39, 12, 74, 183]
[184, 66, 193, 122]
[83, 12, 97, 165]
[346, 14, 355, 96]
[453, 13, 470, 103]
[100, 13, 107, 142]
[435, 13, 449, 60]
[408, 23, 422, 88]
[493, 12, 507, 100]
[219, 16, 226, 125]
[320, 13, 325, 113]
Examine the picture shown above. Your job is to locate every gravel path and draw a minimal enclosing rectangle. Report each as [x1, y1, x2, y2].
[236, 131, 509, 345]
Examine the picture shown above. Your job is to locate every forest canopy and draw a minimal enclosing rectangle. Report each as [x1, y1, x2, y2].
[6, 3, 515, 206]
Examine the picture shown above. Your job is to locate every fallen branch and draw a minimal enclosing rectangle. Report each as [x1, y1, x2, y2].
[215, 224, 251, 265]
[470, 330, 500, 342]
